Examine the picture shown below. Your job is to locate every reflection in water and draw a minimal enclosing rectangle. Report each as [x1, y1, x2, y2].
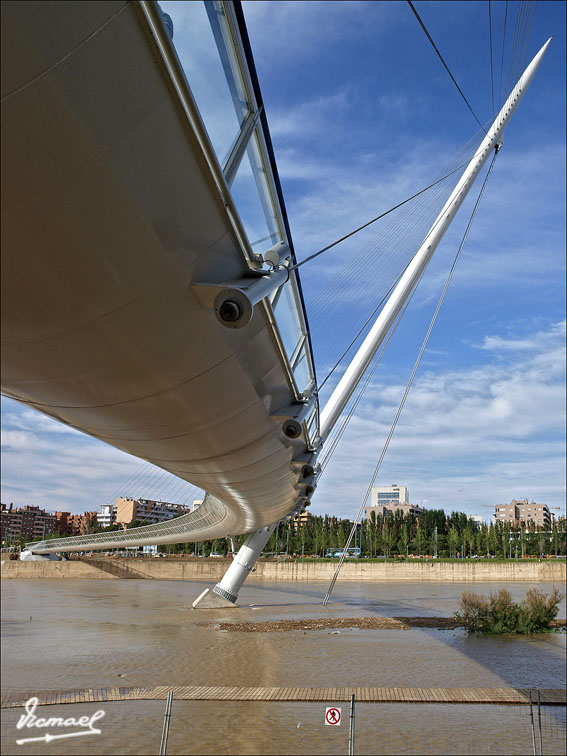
[1, 579, 565, 754]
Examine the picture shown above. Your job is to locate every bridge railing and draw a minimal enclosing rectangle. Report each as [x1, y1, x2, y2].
[156, 1, 318, 445]
[25, 494, 227, 554]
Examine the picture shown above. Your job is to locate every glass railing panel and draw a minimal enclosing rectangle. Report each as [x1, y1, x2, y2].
[292, 344, 311, 394]
[160, 1, 318, 423]
[306, 405, 319, 445]
[273, 279, 304, 361]
[160, 1, 249, 165]
[229, 130, 281, 254]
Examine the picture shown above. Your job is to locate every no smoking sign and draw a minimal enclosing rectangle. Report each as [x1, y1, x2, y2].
[325, 707, 341, 726]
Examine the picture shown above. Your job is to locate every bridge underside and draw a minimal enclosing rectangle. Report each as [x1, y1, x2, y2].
[1, 1, 316, 553]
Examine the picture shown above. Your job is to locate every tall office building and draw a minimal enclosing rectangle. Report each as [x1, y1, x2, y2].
[371, 485, 409, 507]
[365, 485, 423, 520]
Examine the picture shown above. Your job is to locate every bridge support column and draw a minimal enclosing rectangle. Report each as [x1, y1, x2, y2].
[192, 523, 277, 608]
[19, 550, 59, 561]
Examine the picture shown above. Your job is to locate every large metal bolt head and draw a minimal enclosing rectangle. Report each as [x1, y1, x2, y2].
[218, 299, 242, 323]
[213, 289, 253, 329]
[304, 485, 315, 497]
[282, 419, 302, 439]
[301, 465, 314, 480]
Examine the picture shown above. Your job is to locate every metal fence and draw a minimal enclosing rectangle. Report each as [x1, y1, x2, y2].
[2, 697, 565, 756]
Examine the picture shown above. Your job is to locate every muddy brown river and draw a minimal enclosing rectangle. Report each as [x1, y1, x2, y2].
[1, 579, 565, 755]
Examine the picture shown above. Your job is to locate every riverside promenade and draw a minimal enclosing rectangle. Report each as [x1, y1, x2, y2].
[1, 558, 564, 582]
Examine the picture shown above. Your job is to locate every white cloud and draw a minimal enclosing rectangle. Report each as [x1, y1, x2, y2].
[1, 398, 202, 514]
[476, 321, 566, 352]
[312, 320, 566, 518]
[242, 1, 402, 64]
[268, 90, 352, 140]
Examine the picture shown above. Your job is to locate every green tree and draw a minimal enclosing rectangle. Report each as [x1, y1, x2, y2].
[414, 526, 422, 556]
[400, 522, 410, 557]
[448, 526, 460, 558]
[463, 524, 476, 556]
[382, 515, 396, 557]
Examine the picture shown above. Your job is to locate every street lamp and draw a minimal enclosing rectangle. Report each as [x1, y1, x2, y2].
[434, 526, 438, 559]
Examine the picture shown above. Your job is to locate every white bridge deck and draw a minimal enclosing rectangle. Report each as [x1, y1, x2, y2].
[1, 1, 318, 553]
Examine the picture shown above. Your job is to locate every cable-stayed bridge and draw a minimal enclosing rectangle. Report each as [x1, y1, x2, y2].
[0, 1, 550, 605]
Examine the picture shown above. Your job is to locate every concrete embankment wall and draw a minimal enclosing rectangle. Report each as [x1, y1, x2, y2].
[1, 559, 564, 582]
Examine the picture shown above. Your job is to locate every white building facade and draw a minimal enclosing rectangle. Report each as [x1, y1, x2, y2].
[370, 485, 409, 508]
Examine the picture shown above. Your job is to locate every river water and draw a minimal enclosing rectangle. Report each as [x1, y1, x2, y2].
[1, 579, 565, 755]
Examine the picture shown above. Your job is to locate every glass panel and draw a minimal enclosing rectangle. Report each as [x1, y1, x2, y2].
[161, 1, 249, 164]
[306, 405, 319, 444]
[230, 130, 281, 254]
[293, 345, 311, 393]
[273, 280, 303, 359]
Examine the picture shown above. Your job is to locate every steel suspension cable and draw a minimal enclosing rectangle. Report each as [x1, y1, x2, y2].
[307, 125, 490, 377]
[406, 0, 488, 134]
[319, 296, 413, 473]
[323, 151, 499, 605]
[498, 0, 509, 108]
[317, 273, 405, 392]
[489, 1, 495, 119]
[289, 138, 490, 274]
[105, 461, 154, 505]
[505, 1, 537, 97]
[505, 0, 527, 93]
[315, 126, 489, 391]
[316, 184, 450, 392]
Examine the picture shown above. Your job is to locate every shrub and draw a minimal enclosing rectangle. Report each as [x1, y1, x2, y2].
[517, 588, 563, 634]
[456, 588, 563, 635]
[457, 591, 491, 634]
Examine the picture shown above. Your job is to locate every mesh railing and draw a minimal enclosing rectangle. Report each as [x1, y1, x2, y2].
[25, 494, 227, 554]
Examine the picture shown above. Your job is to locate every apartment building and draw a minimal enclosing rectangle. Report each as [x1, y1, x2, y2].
[1, 503, 57, 541]
[493, 499, 553, 528]
[98, 503, 116, 529]
[115, 497, 191, 526]
[54, 511, 73, 534]
[291, 510, 312, 532]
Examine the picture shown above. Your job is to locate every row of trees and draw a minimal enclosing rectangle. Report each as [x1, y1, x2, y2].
[20, 508, 567, 558]
[259, 510, 567, 559]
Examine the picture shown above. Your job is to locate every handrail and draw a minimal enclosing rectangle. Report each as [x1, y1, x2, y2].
[26, 494, 227, 554]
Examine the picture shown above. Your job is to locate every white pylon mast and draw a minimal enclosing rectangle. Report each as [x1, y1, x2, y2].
[319, 38, 552, 443]
[193, 39, 551, 608]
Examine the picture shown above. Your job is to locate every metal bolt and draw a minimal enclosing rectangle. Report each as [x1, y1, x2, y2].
[301, 465, 314, 479]
[283, 420, 301, 439]
[218, 300, 242, 323]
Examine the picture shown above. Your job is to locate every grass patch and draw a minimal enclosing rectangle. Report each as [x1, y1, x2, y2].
[455, 588, 564, 635]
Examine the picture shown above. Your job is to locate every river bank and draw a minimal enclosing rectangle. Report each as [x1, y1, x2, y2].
[1, 557, 564, 581]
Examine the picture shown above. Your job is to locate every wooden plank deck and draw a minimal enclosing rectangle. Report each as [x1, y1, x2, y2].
[1, 686, 564, 708]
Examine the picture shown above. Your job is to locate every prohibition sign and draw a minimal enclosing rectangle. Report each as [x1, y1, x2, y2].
[325, 707, 341, 726]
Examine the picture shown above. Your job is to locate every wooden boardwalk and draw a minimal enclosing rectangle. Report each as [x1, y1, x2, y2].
[1, 686, 565, 709]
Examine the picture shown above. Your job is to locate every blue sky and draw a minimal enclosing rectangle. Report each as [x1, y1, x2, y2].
[1, 1, 565, 521]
